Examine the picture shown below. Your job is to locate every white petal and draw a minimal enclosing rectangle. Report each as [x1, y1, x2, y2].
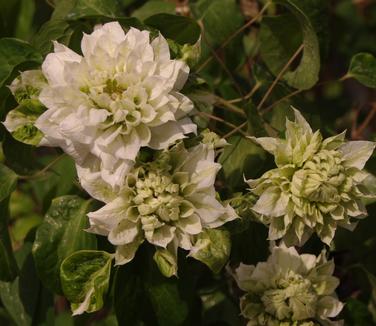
[148, 118, 197, 149]
[114, 237, 143, 265]
[339, 141, 375, 169]
[81, 22, 126, 57]
[42, 41, 81, 86]
[252, 187, 289, 217]
[108, 219, 139, 245]
[177, 214, 202, 235]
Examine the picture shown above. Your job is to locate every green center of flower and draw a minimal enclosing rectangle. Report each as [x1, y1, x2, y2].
[82, 74, 155, 134]
[261, 271, 317, 321]
[129, 167, 194, 231]
[291, 149, 351, 211]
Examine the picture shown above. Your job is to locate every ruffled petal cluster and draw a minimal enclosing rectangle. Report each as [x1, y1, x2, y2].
[86, 142, 237, 266]
[248, 109, 375, 245]
[234, 246, 343, 326]
[35, 22, 196, 187]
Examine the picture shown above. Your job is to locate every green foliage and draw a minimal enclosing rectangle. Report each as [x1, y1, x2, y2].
[347, 53, 376, 88]
[132, 1, 175, 22]
[0, 38, 41, 88]
[190, 228, 231, 274]
[0, 0, 375, 324]
[32, 196, 98, 294]
[260, 0, 321, 90]
[60, 250, 113, 314]
[0, 164, 18, 282]
[145, 14, 201, 45]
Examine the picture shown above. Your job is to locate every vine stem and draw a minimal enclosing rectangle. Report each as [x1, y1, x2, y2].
[223, 121, 248, 139]
[257, 44, 304, 111]
[18, 154, 66, 180]
[196, 2, 271, 73]
[353, 103, 376, 138]
[214, 96, 247, 117]
[197, 111, 248, 136]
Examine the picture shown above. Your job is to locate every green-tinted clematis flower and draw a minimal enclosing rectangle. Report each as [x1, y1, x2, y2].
[234, 246, 343, 326]
[247, 108, 375, 246]
[86, 142, 238, 273]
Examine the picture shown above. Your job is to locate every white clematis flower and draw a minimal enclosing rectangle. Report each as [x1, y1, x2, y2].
[248, 108, 375, 246]
[85, 142, 238, 267]
[35, 22, 196, 188]
[234, 246, 344, 326]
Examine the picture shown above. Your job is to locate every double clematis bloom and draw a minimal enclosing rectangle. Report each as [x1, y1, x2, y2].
[248, 109, 375, 245]
[86, 142, 238, 266]
[34, 22, 196, 188]
[234, 246, 343, 326]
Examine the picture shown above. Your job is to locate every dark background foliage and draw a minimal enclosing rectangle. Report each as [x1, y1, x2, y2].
[0, 0, 375, 325]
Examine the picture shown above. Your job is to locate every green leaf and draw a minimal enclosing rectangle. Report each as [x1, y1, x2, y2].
[60, 250, 113, 315]
[0, 163, 18, 281]
[144, 14, 201, 45]
[65, 0, 119, 20]
[0, 197, 19, 282]
[191, 0, 242, 47]
[260, 0, 322, 90]
[245, 101, 268, 137]
[347, 53, 376, 88]
[132, 1, 175, 22]
[0, 242, 53, 326]
[144, 263, 189, 326]
[153, 247, 177, 278]
[0, 163, 18, 202]
[219, 136, 267, 190]
[5, 99, 46, 145]
[189, 228, 231, 274]
[14, 0, 36, 40]
[191, 0, 243, 67]
[364, 269, 376, 322]
[32, 20, 73, 55]
[114, 261, 149, 325]
[0, 38, 42, 88]
[32, 196, 98, 294]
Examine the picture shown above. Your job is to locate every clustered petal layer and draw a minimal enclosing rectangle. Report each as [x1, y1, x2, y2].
[35, 22, 196, 188]
[234, 246, 343, 326]
[248, 109, 375, 245]
[86, 142, 238, 265]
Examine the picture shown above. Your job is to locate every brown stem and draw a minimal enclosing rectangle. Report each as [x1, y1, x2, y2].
[257, 44, 304, 111]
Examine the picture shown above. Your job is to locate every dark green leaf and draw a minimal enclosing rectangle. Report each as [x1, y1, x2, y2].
[0, 38, 42, 88]
[0, 163, 18, 281]
[114, 261, 149, 325]
[260, 0, 322, 89]
[347, 53, 376, 88]
[219, 136, 267, 190]
[65, 0, 119, 20]
[32, 20, 73, 55]
[144, 263, 189, 326]
[191, 0, 242, 47]
[32, 196, 98, 294]
[145, 14, 200, 45]
[60, 250, 113, 315]
[0, 242, 53, 326]
[0, 163, 17, 202]
[132, 1, 175, 22]
[0, 197, 18, 282]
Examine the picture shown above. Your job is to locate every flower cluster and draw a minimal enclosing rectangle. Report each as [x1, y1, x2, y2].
[2, 19, 375, 322]
[248, 109, 375, 246]
[234, 246, 343, 325]
[3, 22, 237, 276]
